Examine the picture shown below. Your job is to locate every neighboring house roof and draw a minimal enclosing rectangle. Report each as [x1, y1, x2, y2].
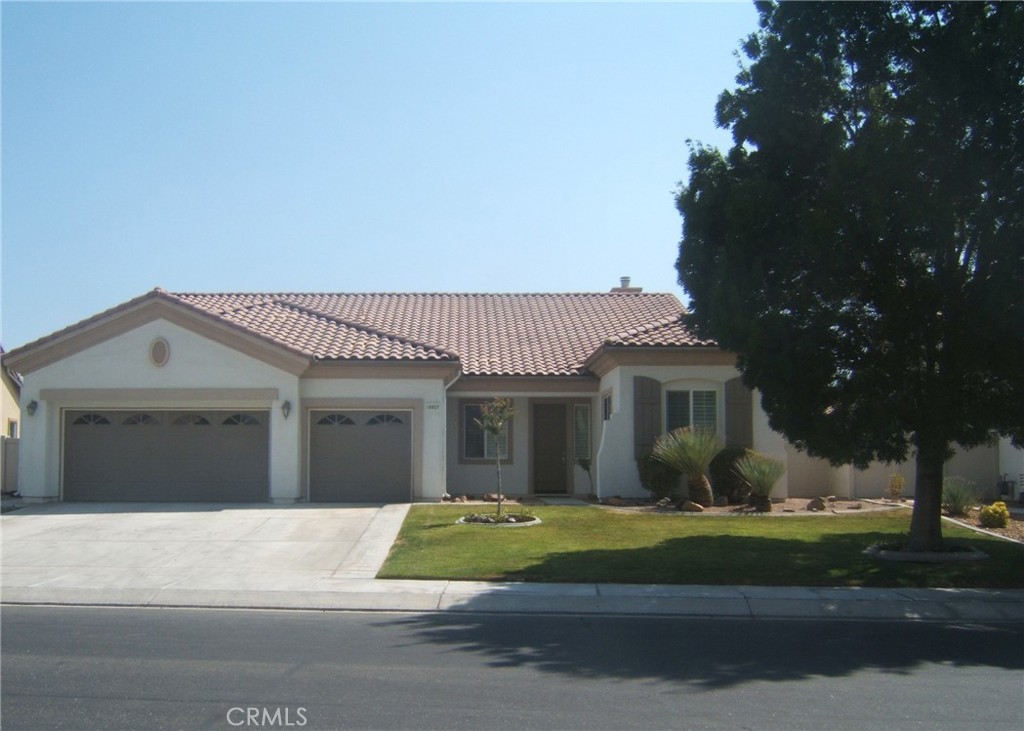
[0, 344, 23, 392]
[4, 289, 718, 378]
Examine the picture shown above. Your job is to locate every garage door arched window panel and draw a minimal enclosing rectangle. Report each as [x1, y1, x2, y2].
[223, 413, 261, 426]
[367, 414, 404, 426]
[72, 413, 111, 426]
[123, 413, 160, 426]
[317, 413, 356, 426]
[172, 413, 211, 426]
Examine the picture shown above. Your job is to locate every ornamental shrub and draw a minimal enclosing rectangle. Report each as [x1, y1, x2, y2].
[651, 428, 723, 507]
[941, 476, 978, 517]
[886, 472, 906, 501]
[636, 453, 681, 500]
[734, 451, 786, 502]
[978, 502, 1010, 529]
[709, 446, 751, 504]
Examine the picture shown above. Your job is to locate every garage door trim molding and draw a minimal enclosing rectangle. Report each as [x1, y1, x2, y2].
[41, 388, 279, 407]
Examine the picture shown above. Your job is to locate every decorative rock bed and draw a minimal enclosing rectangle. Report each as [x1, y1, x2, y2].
[863, 542, 989, 563]
[457, 513, 542, 527]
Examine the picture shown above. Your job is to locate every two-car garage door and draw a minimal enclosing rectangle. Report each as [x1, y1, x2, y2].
[61, 408, 412, 503]
[63, 410, 269, 502]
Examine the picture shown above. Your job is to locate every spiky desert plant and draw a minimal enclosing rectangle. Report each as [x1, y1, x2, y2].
[734, 451, 786, 511]
[651, 427, 723, 507]
[941, 476, 978, 517]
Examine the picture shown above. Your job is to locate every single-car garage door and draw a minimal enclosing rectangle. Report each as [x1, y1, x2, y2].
[63, 410, 269, 502]
[309, 411, 412, 502]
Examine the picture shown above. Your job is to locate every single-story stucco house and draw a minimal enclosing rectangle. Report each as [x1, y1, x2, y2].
[1, 344, 22, 493]
[3, 282, 1020, 504]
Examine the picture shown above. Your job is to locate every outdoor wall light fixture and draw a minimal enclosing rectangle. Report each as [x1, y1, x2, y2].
[27, 400, 38, 416]
[281, 400, 292, 419]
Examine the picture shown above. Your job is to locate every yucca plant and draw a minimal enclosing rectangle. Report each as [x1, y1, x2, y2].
[941, 476, 978, 517]
[734, 451, 786, 512]
[651, 427, 723, 507]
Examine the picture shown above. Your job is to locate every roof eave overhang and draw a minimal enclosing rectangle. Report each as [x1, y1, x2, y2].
[584, 345, 736, 378]
[3, 293, 311, 377]
[446, 374, 599, 394]
[303, 359, 461, 383]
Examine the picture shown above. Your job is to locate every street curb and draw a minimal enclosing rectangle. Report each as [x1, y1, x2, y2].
[4, 583, 1022, 623]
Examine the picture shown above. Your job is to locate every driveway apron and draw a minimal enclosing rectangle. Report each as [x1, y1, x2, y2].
[1, 503, 410, 601]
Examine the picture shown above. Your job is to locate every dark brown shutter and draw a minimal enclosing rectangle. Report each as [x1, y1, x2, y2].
[634, 376, 662, 459]
[725, 377, 754, 448]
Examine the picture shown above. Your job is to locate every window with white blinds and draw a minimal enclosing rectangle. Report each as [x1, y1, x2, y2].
[666, 389, 717, 432]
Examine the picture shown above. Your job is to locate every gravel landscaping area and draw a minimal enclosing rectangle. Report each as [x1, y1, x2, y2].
[597, 495, 1024, 544]
[952, 505, 1024, 543]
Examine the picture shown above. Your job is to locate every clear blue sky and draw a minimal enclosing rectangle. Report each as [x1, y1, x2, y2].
[1, 1, 758, 350]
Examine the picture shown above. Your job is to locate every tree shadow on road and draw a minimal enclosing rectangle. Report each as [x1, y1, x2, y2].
[382, 610, 1022, 690]
[378, 533, 1023, 689]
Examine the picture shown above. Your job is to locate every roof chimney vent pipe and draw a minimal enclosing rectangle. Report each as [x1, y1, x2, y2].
[610, 277, 641, 293]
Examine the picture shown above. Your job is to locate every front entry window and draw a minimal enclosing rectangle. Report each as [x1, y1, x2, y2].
[573, 404, 591, 460]
[461, 402, 511, 461]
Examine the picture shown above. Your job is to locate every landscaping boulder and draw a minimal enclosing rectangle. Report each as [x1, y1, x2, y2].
[677, 500, 705, 513]
[806, 497, 828, 511]
[483, 493, 499, 502]
[656, 497, 673, 508]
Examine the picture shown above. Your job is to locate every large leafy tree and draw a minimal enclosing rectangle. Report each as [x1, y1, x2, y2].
[676, 2, 1023, 551]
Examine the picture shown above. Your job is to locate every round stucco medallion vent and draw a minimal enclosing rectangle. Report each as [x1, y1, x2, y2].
[150, 337, 170, 367]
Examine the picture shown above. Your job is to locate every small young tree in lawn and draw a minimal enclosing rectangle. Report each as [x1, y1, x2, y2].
[475, 397, 514, 517]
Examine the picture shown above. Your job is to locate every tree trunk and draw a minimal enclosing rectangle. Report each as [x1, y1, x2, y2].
[906, 445, 945, 552]
[496, 456, 503, 518]
[689, 473, 715, 508]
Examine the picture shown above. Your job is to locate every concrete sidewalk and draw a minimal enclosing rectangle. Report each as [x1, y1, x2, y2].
[3, 576, 1023, 622]
[2, 501, 1022, 622]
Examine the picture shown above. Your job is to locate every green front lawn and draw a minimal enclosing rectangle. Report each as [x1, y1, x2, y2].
[378, 505, 1024, 588]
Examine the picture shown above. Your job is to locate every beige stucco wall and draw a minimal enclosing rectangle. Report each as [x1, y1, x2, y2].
[1, 370, 19, 437]
[593, 363, 756, 499]
[785, 443, 1002, 500]
[1, 370, 20, 493]
[17, 319, 301, 502]
[998, 438, 1024, 501]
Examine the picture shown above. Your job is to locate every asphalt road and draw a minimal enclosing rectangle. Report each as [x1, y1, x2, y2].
[1, 606, 1021, 731]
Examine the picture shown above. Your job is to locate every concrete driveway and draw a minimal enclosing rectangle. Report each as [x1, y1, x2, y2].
[1, 502, 410, 606]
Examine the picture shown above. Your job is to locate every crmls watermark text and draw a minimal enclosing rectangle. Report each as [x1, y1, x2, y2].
[226, 707, 308, 727]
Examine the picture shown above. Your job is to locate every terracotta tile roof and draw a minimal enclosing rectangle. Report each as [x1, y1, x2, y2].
[603, 316, 717, 348]
[166, 291, 709, 376]
[5, 289, 716, 377]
